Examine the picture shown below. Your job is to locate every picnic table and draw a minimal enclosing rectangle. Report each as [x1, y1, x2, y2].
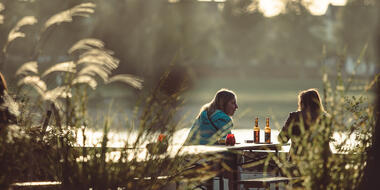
[76, 143, 287, 190]
[11, 143, 288, 190]
[201, 143, 286, 190]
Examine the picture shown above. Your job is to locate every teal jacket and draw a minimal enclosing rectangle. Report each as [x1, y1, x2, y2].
[185, 109, 233, 145]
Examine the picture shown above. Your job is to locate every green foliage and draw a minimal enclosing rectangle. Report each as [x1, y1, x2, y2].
[267, 46, 376, 190]
[0, 1, 377, 190]
[0, 62, 218, 189]
[336, 0, 377, 62]
[0, 3, 218, 189]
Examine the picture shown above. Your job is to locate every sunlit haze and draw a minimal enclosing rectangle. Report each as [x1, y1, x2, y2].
[259, 0, 348, 16]
[190, 0, 347, 17]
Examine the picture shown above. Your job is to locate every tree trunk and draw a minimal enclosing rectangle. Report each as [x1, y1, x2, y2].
[358, 1, 380, 189]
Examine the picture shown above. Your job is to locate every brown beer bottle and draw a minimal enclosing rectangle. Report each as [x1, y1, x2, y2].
[254, 117, 260, 143]
[265, 118, 271, 143]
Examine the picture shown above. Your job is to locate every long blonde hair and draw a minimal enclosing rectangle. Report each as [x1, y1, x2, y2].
[297, 88, 325, 124]
[198, 88, 236, 117]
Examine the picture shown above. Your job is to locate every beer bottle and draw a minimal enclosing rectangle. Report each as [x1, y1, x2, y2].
[254, 117, 260, 143]
[265, 118, 271, 143]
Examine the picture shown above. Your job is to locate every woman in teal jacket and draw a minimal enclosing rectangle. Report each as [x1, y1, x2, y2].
[185, 88, 238, 145]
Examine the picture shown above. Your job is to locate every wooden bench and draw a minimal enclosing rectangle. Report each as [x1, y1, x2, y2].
[236, 176, 298, 190]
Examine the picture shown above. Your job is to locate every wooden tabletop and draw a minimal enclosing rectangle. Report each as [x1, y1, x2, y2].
[72, 143, 290, 162]
[75, 143, 288, 154]
[223, 143, 285, 151]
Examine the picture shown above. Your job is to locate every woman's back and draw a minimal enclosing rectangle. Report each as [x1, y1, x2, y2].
[185, 88, 237, 145]
[278, 89, 332, 161]
[185, 109, 233, 145]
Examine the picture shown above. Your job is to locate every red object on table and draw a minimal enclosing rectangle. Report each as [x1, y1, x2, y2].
[226, 134, 236, 146]
[158, 134, 166, 142]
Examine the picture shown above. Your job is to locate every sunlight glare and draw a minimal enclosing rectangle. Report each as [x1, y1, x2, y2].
[191, 0, 347, 17]
[258, 0, 347, 17]
[330, 0, 347, 6]
[259, 0, 285, 17]
[302, 0, 329, 15]
[197, 0, 226, 1]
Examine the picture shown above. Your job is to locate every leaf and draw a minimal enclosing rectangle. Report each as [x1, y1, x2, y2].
[322, 73, 328, 83]
[41, 61, 76, 77]
[107, 74, 143, 90]
[68, 38, 105, 54]
[72, 75, 97, 89]
[5, 16, 37, 50]
[78, 65, 110, 82]
[336, 84, 345, 91]
[42, 2, 95, 33]
[365, 73, 380, 91]
[17, 76, 46, 95]
[15, 61, 38, 76]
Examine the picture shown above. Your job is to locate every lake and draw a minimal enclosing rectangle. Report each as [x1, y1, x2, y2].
[75, 128, 358, 154]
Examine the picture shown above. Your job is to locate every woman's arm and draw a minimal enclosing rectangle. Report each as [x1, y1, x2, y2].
[278, 113, 293, 143]
[214, 117, 233, 138]
[208, 111, 233, 143]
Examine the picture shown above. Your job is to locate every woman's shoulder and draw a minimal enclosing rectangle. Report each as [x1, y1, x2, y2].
[198, 110, 208, 120]
[200, 110, 207, 116]
[211, 110, 231, 121]
[289, 111, 301, 117]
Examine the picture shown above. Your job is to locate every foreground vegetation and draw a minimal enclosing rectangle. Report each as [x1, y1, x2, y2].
[261, 47, 377, 189]
[0, 1, 377, 190]
[1, 50, 376, 189]
[0, 2, 216, 189]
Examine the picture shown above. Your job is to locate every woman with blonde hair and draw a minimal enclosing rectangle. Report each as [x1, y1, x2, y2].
[278, 88, 331, 160]
[185, 88, 238, 145]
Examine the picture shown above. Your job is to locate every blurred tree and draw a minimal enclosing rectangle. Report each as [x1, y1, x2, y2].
[4, 0, 374, 86]
[174, 1, 226, 71]
[335, 0, 377, 73]
[269, 1, 326, 67]
[219, 0, 327, 78]
[221, 0, 266, 68]
[358, 1, 379, 189]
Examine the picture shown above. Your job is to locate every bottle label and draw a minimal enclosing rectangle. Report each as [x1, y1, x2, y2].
[265, 132, 271, 143]
[254, 131, 260, 143]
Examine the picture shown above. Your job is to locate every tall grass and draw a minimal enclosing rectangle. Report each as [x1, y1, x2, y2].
[262, 45, 377, 190]
[2, 62, 220, 189]
[0, 1, 377, 190]
[0, 2, 221, 189]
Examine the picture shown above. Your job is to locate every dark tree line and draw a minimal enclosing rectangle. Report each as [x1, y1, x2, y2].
[0, 0, 377, 87]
